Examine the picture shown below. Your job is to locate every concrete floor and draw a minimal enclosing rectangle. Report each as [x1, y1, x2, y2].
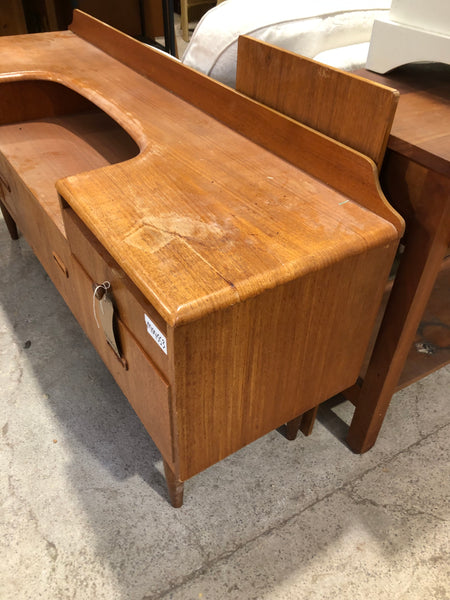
[1, 211, 449, 599]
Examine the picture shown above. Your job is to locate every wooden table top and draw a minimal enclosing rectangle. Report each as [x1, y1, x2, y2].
[358, 64, 450, 177]
[0, 26, 399, 327]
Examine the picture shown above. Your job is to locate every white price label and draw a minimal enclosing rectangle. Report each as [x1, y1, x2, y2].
[144, 314, 167, 355]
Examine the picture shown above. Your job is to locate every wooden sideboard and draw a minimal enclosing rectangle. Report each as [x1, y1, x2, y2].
[0, 12, 403, 506]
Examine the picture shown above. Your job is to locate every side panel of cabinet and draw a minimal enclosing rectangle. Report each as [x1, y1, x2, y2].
[173, 243, 397, 480]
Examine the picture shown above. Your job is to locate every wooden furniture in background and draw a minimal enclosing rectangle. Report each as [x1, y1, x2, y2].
[76, 0, 144, 37]
[0, 12, 402, 506]
[41, 0, 58, 29]
[17, 0, 72, 32]
[180, 0, 214, 41]
[144, 0, 165, 39]
[75, 0, 175, 53]
[346, 63, 450, 453]
[0, 0, 27, 35]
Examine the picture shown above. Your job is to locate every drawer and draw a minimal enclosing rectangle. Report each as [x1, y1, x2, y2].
[0, 157, 74, 303]
[0, 157, 25, 225]
[70, 256, 176, 466]
[62, 205, 170, 375]
[0, 168, 14, 215]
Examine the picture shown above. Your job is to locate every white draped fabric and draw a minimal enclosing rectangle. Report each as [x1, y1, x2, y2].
[182, 0, 391, 86]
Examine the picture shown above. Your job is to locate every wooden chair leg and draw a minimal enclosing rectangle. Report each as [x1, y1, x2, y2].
[0, 200, 19, 240]
[180, 0, 189, 42]
[163, 460, 184, 508]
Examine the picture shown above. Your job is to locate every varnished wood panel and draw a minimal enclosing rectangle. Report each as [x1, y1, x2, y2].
[173, 240, 397, 480]
[143, 0, 165, 39]
[347, 152, 450, 454]
[59, 134, 400, 328]
[0, 106, 138, 234]
[0, 13, 403, 329]
[235, 36, 399, 170]
[398, 260, 450, 388]
[66, 11, 403, 233]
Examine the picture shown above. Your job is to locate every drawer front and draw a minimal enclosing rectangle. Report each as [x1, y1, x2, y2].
[0, 166, 14, 215]
[63, 205, 170, 375]
[0, 163, 175, 467]
[0, 156, 74, 302]
[70, 256, 176, 466]
[0, 153, 18, 210]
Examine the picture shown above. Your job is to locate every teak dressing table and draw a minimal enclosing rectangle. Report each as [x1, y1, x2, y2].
[0, 12, 404, 506]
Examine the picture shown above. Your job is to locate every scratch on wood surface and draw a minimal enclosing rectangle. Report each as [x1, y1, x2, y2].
[123, 214, 237, 255]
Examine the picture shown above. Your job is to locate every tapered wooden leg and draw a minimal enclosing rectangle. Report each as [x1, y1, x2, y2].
[285, 405, 319, 440]
[285, 415, 302, 440]
[163, 460, 184, 508]
[0, 200, 19, 240]
[299, 405, 319, 436]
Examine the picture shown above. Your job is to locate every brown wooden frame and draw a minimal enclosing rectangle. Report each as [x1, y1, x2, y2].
[0, 12, 404, 505]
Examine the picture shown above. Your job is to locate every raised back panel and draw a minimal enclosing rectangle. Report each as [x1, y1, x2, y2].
[236, 36, 399, 169]
[66, 10, 403, 232]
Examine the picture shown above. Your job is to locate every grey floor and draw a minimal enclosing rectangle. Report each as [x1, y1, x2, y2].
[1, 211, 450, 599]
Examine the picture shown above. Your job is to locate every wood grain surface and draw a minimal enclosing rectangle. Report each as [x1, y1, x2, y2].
[236, 36, 398, 170]
[67, 11, 404, 232]
[346, 63, 450, 454]
[0, 13, 401, 327]
[0, 12, 406, 503]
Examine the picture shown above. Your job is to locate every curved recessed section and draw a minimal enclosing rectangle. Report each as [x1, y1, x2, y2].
[0, 79, 140, 234]
[0, 79, 140, 164]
